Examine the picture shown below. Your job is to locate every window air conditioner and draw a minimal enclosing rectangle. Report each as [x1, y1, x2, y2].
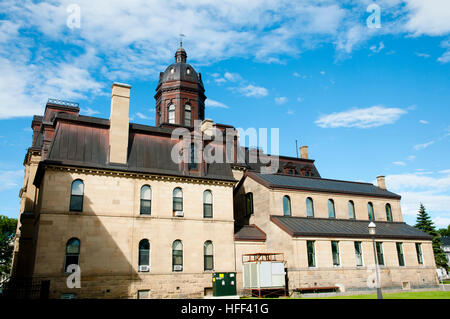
[139, 265, 150, 272]
[173, 265, 183, 271]
[174, 211, 184, 217]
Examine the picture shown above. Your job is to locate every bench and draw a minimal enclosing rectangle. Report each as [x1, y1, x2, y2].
[294, 286, 339, 294]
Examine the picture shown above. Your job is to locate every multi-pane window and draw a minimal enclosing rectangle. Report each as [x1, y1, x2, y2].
[283, 196, 291, 216]
[348, 200, 356, 219]
[140, 185, 151, 215]
[385, 203, 393, 222]
[173, 188, 183, 214]
[184, 104, 191, 126]
[416, 243, 423, 265]
[328, 199, 336, 218]
[396, 242, 405, 267]
[204, 241, 214, 271]
[70, 180, 84, 212]
[376, 242, 384, 266]
[368, 202, 375, 221]
[168, 104, 175, 123]
[307, 241, 316, 267]
[354, 241, 363, 266]
[203, 190, 213, 218]
[306, 197, 314, 218]
[190, 143, 199, 170]
[172, 240, 183, 271]
[138, 239, 150, 270]
[331, 241, 340, 266]
[65, 238, 80, 273]
[245, 193, 254, 216]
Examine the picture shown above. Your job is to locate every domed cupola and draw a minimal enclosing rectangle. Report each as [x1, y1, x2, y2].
[155, 43, 206, 127]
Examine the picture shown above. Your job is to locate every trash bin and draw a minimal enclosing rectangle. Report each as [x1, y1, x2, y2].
[212, 272, 237, 296]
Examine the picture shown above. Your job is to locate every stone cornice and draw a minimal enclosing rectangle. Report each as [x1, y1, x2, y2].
[43, 164, 236, 187]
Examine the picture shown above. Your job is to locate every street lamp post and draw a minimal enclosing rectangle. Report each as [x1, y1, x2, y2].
[368, 222, 383, 299]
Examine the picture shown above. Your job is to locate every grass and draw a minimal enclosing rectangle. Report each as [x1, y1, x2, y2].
[310, 291, 450, 299]
[442, 280, 450, 284]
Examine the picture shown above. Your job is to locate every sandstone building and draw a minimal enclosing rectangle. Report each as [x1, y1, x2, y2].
[11, 45, 438, 298]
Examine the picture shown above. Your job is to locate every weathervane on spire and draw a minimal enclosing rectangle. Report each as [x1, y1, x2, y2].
[179, 33, 185, 47]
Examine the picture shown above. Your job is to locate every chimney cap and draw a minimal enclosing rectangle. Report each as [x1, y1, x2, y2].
[112, 82, 131, 89]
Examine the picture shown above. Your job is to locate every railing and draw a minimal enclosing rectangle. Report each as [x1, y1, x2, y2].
[47, 98, 79, 108]
[0, 278, 50, 299]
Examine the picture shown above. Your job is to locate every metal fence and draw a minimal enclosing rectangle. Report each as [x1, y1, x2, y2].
[0, 278, 50, 299]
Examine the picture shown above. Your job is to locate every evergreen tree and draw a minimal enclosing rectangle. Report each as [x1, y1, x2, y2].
[414, 204, 449, 271]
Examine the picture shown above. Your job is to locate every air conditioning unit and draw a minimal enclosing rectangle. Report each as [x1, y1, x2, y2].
[174, 211, 184, 217]
[173, 265, 183, 271]
[139, 265, 150, 272]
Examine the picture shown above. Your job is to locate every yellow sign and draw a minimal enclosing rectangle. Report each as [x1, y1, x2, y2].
[219, 273, 224, 278]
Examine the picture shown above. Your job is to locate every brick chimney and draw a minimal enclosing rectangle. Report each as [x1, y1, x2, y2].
[377, 176, 387, 190]
[300, 146, 309, 159]
[109, 82, 131, 165]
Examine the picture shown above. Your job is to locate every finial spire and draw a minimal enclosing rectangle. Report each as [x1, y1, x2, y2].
[175, 34, 187, 63]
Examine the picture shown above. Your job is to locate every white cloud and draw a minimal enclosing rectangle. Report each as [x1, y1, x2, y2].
[0, 170, 23, 191]
[275, 97, 288, 105]
[205, 99, 229, 109]
[369, 41, 385, 53]
[81, 107, 100, 116]
[414, 141, 435, 150]
[135, 112, 153, 120]
[419, 120, 429, 124]
[407, 155, 416, 161]
[315, 106, 407, 129]
[393, 161, 406, 166]
[381, 170, 450, 227]
[415, 52, 430, 58]
[223, 72, 242, 82]
[237, 84, 268, 98]
[404, 0, 450, 36]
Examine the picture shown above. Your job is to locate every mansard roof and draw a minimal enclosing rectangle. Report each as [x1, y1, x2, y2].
[270, 216, 432, 240]
[248, 171, 401, 199]
[34, 112, 236, 186]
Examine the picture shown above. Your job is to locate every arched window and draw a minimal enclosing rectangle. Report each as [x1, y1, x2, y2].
[204, 241, 214, 271]
[70, 180, 84, 212]
[348, 200, 356, 219]
[168, 104, 175, 124]
[65, 238, 80, 272]
[368, 202, 375, 221]
[138, 239, 150, 271]
[245, 193, 254, 216]
[184, 104, 191, 126]
[188, 143, 197, 170]
[203, 190, 213, 218]
[172, 240, 183, 271]
[283, 195, 291, 216]
[140, 185, 151, 215]
[173, 187, 183, 215]
[306, 197, 314, 217]
[328, 199, 336, 218]
[385, 203, 393, 222]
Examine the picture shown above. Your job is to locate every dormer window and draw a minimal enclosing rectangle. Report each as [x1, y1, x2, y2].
[170, 68, 175, 74]
[186, 68, 191, 75]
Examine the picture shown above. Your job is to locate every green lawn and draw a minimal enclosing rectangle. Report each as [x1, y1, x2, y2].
[312, 291, 450, 299]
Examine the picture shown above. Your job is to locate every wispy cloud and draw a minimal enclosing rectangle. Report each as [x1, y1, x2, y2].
[369, 41, 385, 53]
[414, 141, 435, 150]
[236, 84, 268, 98]
[393, 161, 406, 166]
[315, 106, 407, 129]
[0, 170, 23, 191]
[275, 97, 288, 105]
[382, 169, 450, 227]
[419, 120, 429, 124]
[135, 112, 153, 120]
[205, 99, 229, 109]
[81, 107, 100, 116]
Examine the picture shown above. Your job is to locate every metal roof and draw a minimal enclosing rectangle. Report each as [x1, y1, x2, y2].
[250, 172, 401, 199]
[234, 225, 267, 242]
[270, 215, 432, 240]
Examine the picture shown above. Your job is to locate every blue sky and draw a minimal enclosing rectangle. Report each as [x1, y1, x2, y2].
[0, 0, 449, 228]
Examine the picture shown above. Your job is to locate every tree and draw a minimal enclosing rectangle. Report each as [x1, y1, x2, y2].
[437, 225, 450, 237]
[0, 215, 17, 286]
[414, 204, 449, 271]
